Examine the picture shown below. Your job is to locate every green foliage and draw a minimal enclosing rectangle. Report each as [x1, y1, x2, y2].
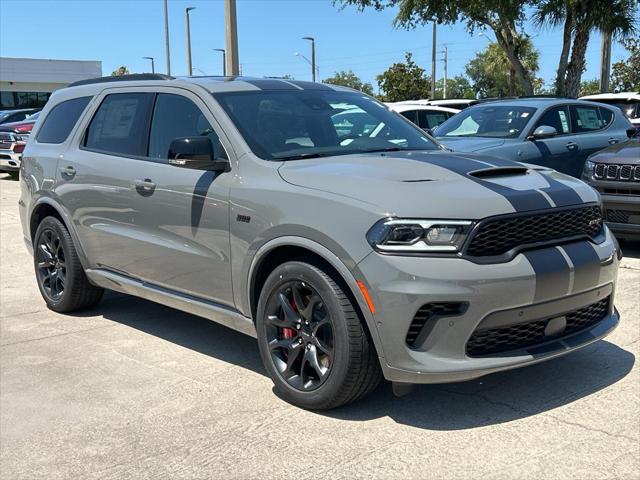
[579, 78, 601, 96]
[323, 70, 374, 95]
[375, 53, 430, 102]
[611, 38, 640, 92]
[465, 40, 539, 97]
[111, 66, 130, 76]
[433, 76, 475, 99]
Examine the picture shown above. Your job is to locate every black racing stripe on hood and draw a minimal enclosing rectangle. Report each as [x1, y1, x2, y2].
[473, 156, 584, 207]
[413, 154, 551, 212]
[523, 248, 570, 302]
[561, 242, 601, 294]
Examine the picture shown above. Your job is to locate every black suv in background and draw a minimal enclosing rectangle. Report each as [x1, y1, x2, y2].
[583, 136, 640, 239]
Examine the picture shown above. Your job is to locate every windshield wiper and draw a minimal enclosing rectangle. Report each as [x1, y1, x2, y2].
[275, 152, 338, 161]
[357, 147, 420, 154]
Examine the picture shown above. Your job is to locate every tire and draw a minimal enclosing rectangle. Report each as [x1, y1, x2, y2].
[256, 260, 382, 410]
[33, 216, 104, 312]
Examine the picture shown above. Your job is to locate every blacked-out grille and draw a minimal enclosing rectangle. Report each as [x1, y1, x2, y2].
[593, 163, 640, 182]
[606, 209, 640, 224]
[466, 297, 610, 357]
[466, 205, 603, 258]
[406, 302, 466, 347]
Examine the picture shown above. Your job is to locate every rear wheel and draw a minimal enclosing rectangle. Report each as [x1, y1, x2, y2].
[256, 260, 381, 410]
[34, 216, 103, 312]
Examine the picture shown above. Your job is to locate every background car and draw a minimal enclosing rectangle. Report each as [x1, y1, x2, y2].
[434, 98, 634, 178]
[582, 136, 640, 240]
[0, 111, 40, 178]
[580, 92, 640, 132]
[428, 99, 479, 110]
[386, 102, 460, 131]
[0, 108, 40, 125]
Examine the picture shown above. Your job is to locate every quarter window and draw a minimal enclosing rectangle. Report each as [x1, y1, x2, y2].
[148, 94, 220, 159]
[598, 107, 614, 128]
[36, 96, 92, 144]
[84, 93, 155, 156]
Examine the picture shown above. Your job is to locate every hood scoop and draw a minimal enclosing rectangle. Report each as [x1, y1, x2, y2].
[469, 167, 529, 179]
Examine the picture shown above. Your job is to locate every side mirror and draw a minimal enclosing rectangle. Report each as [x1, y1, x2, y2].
[528, 125, 558, 141]
[167, 136, 229, 172]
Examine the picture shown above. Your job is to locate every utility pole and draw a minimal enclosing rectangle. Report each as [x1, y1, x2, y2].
[186, 7, 196, 76]
[163, 0, 171, 75]
[431, 21, 436, 99]
[143, 56, 155, 73]
[302, 37, 316, 82]
[600, 30, 612, 93]
[225, 0, 240, 76]
[214, 49, 226, 76]
[441, 44, 448, 99]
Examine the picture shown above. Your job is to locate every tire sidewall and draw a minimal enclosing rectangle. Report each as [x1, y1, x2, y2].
[256, 261, 353, 408]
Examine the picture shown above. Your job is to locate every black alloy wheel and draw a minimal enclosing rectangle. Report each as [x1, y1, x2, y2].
[36, 228, 66, 300]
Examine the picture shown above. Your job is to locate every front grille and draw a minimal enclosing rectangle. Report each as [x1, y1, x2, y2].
[406, 302, 466, 348]
[466, 297, 610, 357]
[466, 205, 602, 258]
[593, 163, 640, 182]
[606, 209, 640, 224]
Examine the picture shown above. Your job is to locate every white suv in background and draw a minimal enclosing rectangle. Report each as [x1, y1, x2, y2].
[580, 92, 640, 132]
[386, 102, 459, 132]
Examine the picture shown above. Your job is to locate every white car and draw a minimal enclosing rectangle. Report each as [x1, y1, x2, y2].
[427, 99, 479, 110]
[579, 92, 640, 131]
[386, 102, 460, 131]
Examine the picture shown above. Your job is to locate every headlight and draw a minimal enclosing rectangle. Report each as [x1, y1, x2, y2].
[583, 160, 595, 177]
[366, 218, 474, 253]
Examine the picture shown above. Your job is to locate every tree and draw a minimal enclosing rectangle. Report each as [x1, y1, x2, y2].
[579, 78, 601, 96]
[336, 0, 537, 95]
[375, 53, 430, 101]
[433, 75, 475, 99]
[465, 40, 540, 98]
[111, 66, 130, 76]
[611, 38, 640, 92]
[534, 0, 637, 97]
[323, 70, 374, 95]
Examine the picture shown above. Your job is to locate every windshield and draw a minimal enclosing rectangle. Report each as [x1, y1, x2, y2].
[214, 90, 438, 160]
[435, 104, 536, 138]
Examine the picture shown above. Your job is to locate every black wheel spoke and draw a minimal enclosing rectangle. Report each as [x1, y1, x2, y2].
[265, 314, 291, 328]
[291, 284, 306, 314]
[305, 347, 329, 380]
[283, 343, 304, 378]
[38, 244, 54, 262]
[278, 292, 300, 325]
[301, 294, 321, 319]
[313, 336, 332, 357]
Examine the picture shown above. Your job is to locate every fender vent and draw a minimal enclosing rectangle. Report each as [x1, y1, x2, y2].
[406, 302, 467, 348]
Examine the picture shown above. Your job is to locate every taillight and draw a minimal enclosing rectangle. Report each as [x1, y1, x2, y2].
[14, 124, 33, 133]
[13, 143, 25, 153]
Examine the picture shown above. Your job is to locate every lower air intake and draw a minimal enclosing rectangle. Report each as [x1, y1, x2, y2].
[406, 302, 467, 348]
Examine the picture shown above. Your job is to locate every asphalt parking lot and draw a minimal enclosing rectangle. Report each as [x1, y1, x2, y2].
[1, 173, 638, 480]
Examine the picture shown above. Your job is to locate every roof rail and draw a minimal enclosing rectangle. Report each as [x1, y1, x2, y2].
[67, 73, 175, 88]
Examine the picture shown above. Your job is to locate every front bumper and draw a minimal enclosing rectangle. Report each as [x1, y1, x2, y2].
[0, 151, 21, 172]
[356, 228, 620, 384]
[601, 193, 640, 238]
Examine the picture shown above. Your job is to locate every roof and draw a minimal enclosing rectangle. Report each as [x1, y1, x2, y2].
[469, 97, 599, 107]
[386, 103, 460, 114]
[579, 92, 640, 101]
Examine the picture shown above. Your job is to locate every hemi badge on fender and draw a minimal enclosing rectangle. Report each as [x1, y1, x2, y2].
[236, 214, 251, 223]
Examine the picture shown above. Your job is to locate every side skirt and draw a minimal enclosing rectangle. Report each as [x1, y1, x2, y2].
[85, 268, 257, 338]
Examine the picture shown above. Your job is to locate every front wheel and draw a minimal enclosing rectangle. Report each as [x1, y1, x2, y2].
[256, 260, 381, 410]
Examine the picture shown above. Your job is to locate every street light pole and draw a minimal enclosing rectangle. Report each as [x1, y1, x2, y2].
[214, 49, 226, 76]
[225, 0, 240, 76]
[143, 56, 155, 74]
[163, 0, 171, 75]
[186, 7, 196, 76]
[441, 44, 448, 99]
[431, 21, 436, 99]
[302, 36, 316, 82]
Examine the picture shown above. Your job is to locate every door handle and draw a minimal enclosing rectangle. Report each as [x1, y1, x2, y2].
[59, 165, 76, 179]
[608, 137, 619, 145]
[566, 142, 578, 151]
[134, 178, 156, 195]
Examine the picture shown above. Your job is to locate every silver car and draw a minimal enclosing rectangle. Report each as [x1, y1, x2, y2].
[19, 75, 621, 409]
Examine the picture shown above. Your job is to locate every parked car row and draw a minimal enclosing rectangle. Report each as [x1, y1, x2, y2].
[0, 110, 40, 176]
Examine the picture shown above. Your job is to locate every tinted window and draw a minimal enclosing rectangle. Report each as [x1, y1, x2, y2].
[417, 110, 452, 129]
[436, 105, 536, 138]
[599, 107, 614, 127]
[535, 106, 571, 134]
[400, 110, 418, 124]
[84, 93, 154, 156]
[215, 90, 437, 160]
[149, 94, 220, 159]
[37, 97, 91, 144]
[570, 105, 603, 133]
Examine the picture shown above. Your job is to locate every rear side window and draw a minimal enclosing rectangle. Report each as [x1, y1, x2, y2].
[148, 94, 220, 159]
[400, 110, 418, 124]
[84, 93, 154, 156]
[417, 110, 452, 129]
[36, 96, 91, 144]
[570, 105, 603, 133]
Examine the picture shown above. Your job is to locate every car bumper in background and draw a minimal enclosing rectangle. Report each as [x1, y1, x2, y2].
[355, 228, 620, 384]
[0, 152, 21, 172]
[601, 193, 640, 239]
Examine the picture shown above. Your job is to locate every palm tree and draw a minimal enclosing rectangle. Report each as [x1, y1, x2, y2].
[534, 0, 637, 97]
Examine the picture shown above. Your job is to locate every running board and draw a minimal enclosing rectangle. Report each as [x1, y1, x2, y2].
[85, 268, 256, 338]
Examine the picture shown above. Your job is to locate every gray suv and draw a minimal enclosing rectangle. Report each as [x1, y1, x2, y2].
[19, 75, 621, 409]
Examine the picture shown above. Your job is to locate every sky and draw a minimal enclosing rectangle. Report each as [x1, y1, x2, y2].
[0, 0, 631, 93]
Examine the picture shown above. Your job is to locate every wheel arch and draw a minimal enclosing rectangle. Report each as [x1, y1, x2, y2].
[247, 237, 384, 361]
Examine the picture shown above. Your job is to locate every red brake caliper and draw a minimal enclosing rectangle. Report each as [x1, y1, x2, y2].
[281, 299, 297, 339]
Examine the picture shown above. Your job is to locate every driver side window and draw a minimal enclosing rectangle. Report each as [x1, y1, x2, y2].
[534, 106, 571, 135]
[148, 93, 220, 159]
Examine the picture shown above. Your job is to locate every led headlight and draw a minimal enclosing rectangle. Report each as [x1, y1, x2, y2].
[366, 218, 474, 253]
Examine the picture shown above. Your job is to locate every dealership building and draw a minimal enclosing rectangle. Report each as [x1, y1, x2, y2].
[0, 57, 102, 109]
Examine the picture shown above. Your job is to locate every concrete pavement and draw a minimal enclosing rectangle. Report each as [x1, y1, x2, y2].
[1, 174, 638, 479]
